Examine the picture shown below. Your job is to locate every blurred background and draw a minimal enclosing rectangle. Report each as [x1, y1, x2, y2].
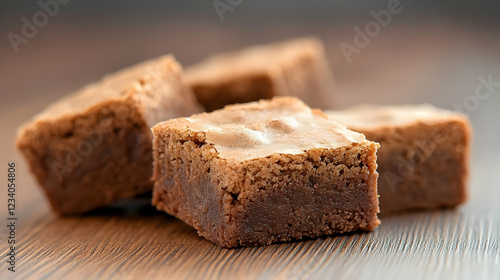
[1, 0, 499, 108]
[1, 2, 499, 279]
[0, 0, 499, 212]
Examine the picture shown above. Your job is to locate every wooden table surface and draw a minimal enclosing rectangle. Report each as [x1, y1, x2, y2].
[1, 18, 499, 280]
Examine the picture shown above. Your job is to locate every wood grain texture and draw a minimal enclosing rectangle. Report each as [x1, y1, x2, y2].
[1, 20, 500, 280]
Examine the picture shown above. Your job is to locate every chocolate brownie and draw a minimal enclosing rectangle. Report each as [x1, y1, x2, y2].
[152, 97, 380, 248]
[16, 55, 202, 215]
[185, 37, 335, 112]
[326, 104, 471, 214]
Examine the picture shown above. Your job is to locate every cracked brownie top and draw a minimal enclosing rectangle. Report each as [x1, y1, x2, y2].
[154, 97, 369, 161]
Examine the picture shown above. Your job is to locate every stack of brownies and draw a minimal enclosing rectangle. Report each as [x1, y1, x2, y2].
[16, 37, 471, 248]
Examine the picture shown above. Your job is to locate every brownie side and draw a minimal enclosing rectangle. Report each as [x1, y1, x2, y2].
[152, 127, 380, 248]
[18, 98, 153, 215]
[367, 118, 471, 214]
[275, 51, 335, 110]
[190, 73, 275, 112]
[152, 128, 228, 243]
[220, 143, 380, 247]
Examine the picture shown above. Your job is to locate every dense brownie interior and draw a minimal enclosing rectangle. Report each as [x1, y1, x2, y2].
[19, 100, 153, 214]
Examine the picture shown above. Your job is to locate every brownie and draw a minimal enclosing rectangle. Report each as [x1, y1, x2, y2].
[326, 104, 471, 214]
[16, 55, 202, 215]
[152, 97, 380, 248]
[185, 37, 335, 112]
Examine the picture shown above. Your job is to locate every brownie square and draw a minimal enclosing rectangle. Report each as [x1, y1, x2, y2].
[16, 55, 202, 215]
[185, 37, 335, 112]
[152, 97, 380, 248]
[326, 104, 471, 214]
